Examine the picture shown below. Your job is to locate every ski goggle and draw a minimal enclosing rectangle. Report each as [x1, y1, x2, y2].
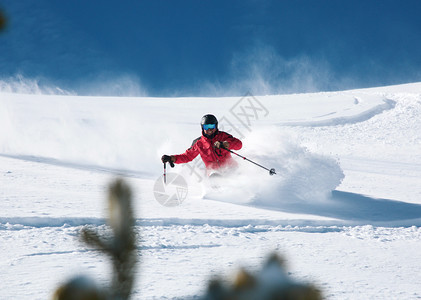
[202, 123, 216, 130]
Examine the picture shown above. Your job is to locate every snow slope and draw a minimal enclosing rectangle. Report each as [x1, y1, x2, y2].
[1, 82, 421, 299]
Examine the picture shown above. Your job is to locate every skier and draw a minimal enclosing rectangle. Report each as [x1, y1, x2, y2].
[161, 114, 242, 176]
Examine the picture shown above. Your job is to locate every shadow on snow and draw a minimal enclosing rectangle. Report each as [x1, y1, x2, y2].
[268, 190, 421, 226]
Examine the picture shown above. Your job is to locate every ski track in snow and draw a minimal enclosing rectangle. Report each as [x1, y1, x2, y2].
[1, 83, 421, 299]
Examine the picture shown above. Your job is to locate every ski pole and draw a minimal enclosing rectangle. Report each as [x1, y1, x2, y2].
[163, 158, 175, 184]
[163, 162, 167, 184]
[221, 146, 276, 176]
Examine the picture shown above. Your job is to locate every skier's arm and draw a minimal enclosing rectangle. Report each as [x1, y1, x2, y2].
[172, 140, 200, 164]
[222, 134, 242, 150]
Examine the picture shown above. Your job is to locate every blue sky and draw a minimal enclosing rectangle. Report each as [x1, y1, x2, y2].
[1, 0, 421, 96]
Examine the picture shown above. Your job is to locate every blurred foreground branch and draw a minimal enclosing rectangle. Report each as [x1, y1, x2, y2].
[53, 178, 137, 300]
[0, 8, 8, 32]
[203, 253, 322, 300]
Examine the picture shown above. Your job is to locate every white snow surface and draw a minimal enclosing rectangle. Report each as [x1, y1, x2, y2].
[1, 82, 421, 299]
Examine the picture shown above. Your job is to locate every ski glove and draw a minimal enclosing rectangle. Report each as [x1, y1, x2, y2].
[214, 141, 229, 149]
[161, 155, 175, 167]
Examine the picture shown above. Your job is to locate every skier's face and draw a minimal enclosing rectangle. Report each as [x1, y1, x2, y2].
[204, 128, 216, 135]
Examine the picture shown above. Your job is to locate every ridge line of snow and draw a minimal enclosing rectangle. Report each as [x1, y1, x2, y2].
[2, 216, 421, 229]
[277, 98, 396, 127]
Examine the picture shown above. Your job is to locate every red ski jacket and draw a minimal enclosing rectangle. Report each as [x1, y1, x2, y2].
[173, 131, 242, 171]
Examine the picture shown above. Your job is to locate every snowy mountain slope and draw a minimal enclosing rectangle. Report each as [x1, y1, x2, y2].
[1, 82, 421, 299]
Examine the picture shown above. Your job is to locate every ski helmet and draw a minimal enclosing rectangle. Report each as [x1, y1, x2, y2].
[200, 114, 218, 130]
